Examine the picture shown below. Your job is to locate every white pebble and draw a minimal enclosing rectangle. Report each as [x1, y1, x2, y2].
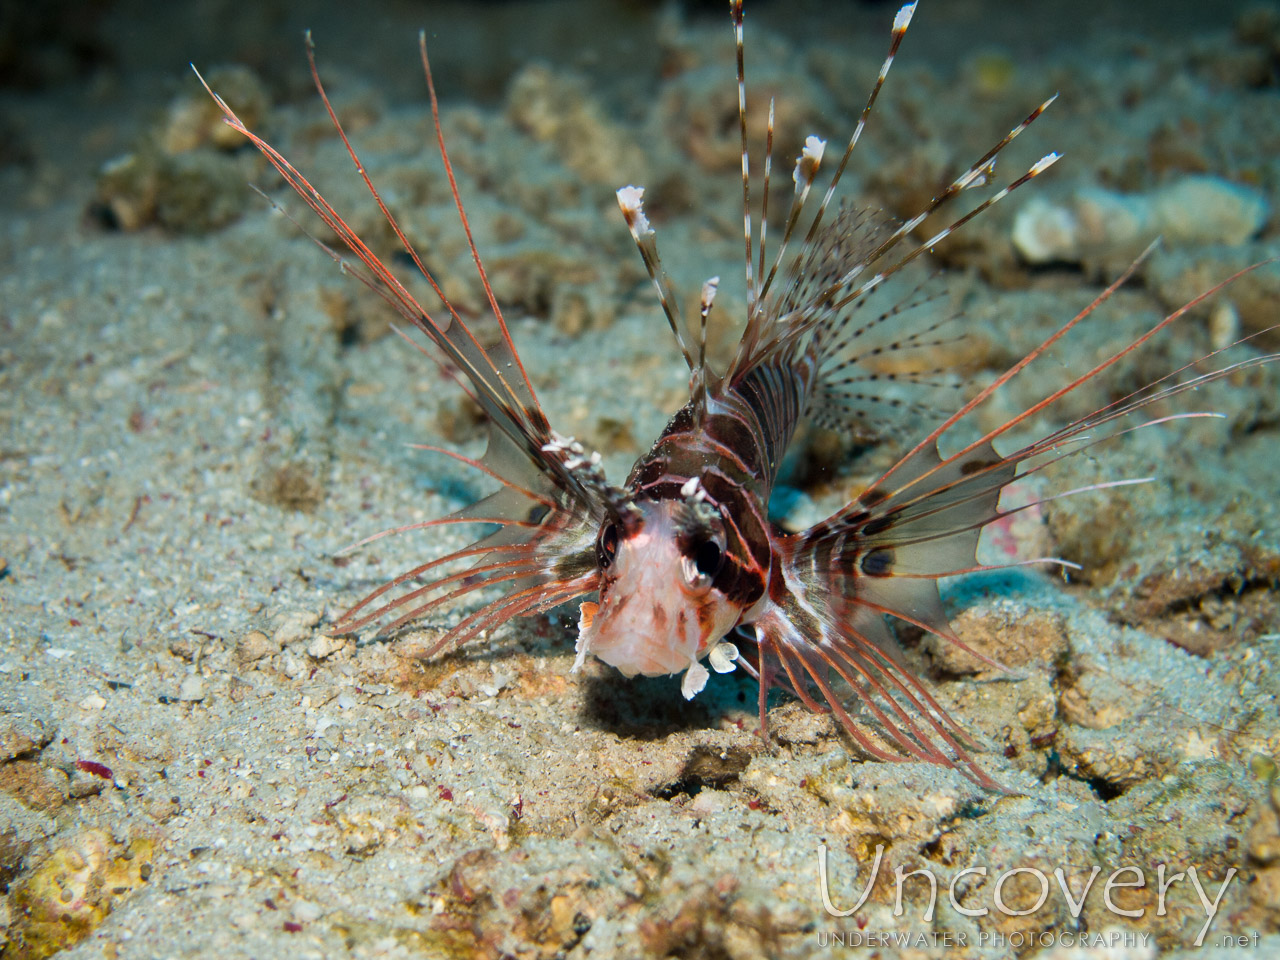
[281, 654, 304, 679]
[306, 634, 345, 659]
[274, 611, 320, 646]
[1208, 301, 1240, 351]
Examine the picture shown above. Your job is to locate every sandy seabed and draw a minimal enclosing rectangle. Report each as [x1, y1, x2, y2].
[1, 1, 1279, 957]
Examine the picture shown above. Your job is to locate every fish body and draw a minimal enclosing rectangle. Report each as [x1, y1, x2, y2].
[578, 362, 801, 690]
[199, 2, 1276, 789]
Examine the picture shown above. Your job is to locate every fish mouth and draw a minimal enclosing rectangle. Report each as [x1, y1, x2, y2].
[575, 590, 703, 678]
[572, 496, 740, 681]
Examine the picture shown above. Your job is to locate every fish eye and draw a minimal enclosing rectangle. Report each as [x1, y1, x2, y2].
[692, 538, 724, 579]
[597, 522, 619, 567]
[680, 536, 725, 592]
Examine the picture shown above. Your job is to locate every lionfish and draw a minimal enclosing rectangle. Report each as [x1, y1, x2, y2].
[199, 2, 1274, 789]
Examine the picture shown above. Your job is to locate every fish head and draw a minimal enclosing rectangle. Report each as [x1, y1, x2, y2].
[574, 491, 745, 694]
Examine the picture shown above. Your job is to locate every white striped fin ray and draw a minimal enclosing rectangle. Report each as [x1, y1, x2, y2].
[718, 0, 1054, 458]
[786, 205, 968, 439]
[727, 6, 1056, 388]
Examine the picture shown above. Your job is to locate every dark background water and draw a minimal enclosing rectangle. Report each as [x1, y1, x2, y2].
[4, 0, 1274, 216]
[3, 0, 1273, 97]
